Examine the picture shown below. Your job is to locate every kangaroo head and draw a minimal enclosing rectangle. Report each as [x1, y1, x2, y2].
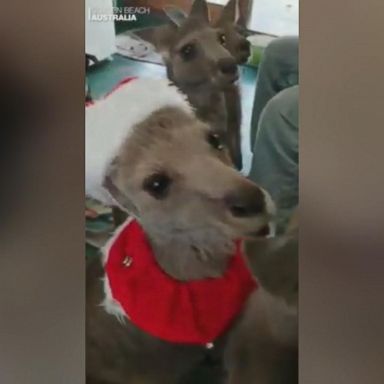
[104, 106, 274, 250]
[214, 0, 251, 64]
[162, 0, 251, 65]
[149, 0, 238, 89]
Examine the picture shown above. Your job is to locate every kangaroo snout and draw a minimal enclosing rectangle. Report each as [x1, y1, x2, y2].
[239, 39, 250, 52]
[218, 57, 237, 75]
[225, 185, 266, 218]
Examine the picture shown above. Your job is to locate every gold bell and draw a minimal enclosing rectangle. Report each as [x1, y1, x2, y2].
[122, 256, 133, 267]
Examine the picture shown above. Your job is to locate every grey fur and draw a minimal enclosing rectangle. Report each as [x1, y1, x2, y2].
[87, 105, 297, 384]
[144, 0, 247, 169]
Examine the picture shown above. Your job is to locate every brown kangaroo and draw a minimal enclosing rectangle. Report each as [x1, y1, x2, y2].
[164, 0, 251, 65]
[86, 79, 282, 383]
[226, 210, 298, 384]
[145, 0, 247, 170]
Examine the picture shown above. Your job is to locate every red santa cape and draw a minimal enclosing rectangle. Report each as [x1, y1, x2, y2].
[102, 218, 257, 346]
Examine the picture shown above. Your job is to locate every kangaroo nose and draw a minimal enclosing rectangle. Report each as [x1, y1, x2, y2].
[218, 58, 237, 75]
[239, 39, 250, 51]
[225, 186, 266, 218]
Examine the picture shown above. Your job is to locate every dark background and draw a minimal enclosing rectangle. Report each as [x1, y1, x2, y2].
[1, 1, 384, 383]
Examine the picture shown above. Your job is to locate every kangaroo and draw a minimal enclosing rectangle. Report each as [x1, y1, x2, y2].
[162, 0, 252, 176]
[86, 78, 281, 384]
[226, 210, 298, 384]
[164, 0, 251, 65]
[145, 0, 245, 170]
[212, 0, 252, 176]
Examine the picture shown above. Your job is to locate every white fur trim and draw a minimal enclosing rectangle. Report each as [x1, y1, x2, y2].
[100, 217, 134, 321]
[100, 276, 127, 324]
[86, 78, 193, 205]
[101, 217, 134, 265]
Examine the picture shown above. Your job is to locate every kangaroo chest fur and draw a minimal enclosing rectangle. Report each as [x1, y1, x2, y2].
[168, 65, 243, 169]
[177, 82, 241, 130]
[183, 84, 228, 133]
[187, 83, 242, 169]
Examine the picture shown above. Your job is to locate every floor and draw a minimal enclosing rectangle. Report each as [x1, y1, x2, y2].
[86, 54, 258, 175]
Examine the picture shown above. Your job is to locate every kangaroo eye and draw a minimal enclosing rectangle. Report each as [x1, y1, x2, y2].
[143, 173, 172, 199]
[207, 132, 224, 151]
[180, 43, 196, 61]
[218, 33, 226, 45]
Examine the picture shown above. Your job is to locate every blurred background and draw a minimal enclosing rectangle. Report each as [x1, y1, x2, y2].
[2, 1, 384, 384]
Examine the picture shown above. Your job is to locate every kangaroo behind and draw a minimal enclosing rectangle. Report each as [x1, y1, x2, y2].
[144, 0, 244, 169]
[164, 0, 251, 64]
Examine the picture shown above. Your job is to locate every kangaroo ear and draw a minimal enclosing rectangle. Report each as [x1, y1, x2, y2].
[189, 0, 209, 23]
[163, 5, 188, 27]
[103, 158, 139, 216]
[236, 0, 251, 28]
[216, 0, 237, 25]
[138, 21, 178, 59]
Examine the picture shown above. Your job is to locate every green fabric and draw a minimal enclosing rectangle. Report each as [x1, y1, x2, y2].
[86, 243, 100, 259]
[250, 37, 299, 146]
[249, 85, 298, 234]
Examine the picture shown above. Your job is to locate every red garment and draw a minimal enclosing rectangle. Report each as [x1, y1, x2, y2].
[85, 77, 137, 107]
[105, 219, 257, 345]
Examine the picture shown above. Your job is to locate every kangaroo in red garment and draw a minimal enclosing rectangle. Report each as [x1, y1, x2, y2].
[86, 87, 279, 383]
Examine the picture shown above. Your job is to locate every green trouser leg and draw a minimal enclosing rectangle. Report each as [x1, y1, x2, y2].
[250, 37, 299, 146]
[248, 36, 299, 233]
[249, 85, 298, 234]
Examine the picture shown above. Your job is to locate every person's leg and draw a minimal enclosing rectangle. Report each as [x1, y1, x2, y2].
[249, 85, 298, 234]
[250, 37, 299, 146]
